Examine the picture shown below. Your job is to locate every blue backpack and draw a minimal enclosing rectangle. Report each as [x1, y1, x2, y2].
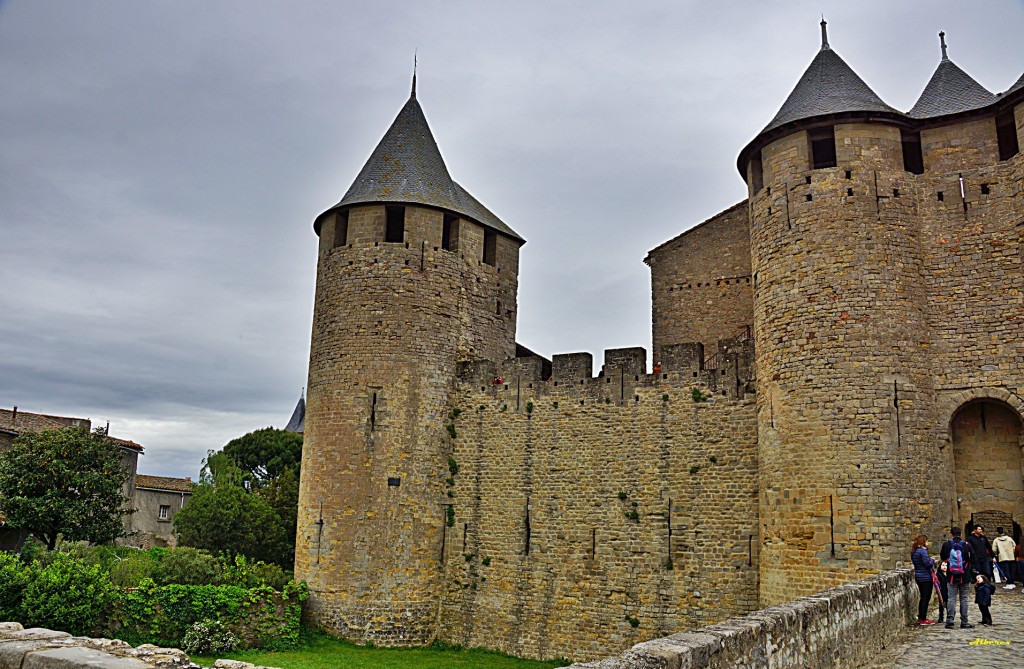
[948, 540, 967, 575]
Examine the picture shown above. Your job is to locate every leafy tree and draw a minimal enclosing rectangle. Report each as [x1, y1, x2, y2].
[222, 427, 302, 488]
[0, 427, 131, 549]
[181, 428, 301, 567]
[173, 482, 290, 566]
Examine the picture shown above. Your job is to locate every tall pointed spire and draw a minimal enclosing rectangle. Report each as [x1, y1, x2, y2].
[758, 20, 896, 134]
[411, 51, 417, 99]
[314, 78, 523, 243]
[909, 31, 995, 118]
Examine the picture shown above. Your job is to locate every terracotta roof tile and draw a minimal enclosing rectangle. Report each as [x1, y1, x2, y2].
[134, 474, 193, 493]
[0, 408, 90, 434]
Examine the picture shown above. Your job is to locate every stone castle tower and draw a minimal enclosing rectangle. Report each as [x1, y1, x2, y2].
[298, 24, 1024, 661]
[743, 23, 1024, 605]
[295, 76, 524, 643]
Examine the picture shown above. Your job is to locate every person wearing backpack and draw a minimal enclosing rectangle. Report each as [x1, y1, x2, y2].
[940, 527, 974, 629]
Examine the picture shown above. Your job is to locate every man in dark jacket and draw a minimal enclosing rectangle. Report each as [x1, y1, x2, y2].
[967, 524, 994, 579]
[940, 527, 975, 629]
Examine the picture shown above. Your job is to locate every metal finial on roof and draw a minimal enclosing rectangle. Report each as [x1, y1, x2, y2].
[939, 31, 949, 62]
[411, 51, 417, 98]
[820, 17, 830, 50]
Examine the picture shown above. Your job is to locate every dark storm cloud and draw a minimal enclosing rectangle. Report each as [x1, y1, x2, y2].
[1, 0, 1021, 476]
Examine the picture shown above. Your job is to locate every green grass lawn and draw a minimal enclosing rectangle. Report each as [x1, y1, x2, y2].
[192, 633, 567, 669]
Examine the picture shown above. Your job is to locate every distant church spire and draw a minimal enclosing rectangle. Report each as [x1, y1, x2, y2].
[939, 31, 949, 62]
[411, 51, 417, 98]
[820, 17, 830, 51]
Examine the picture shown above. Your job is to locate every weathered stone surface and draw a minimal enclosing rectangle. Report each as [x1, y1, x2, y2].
[0, 640, 51, 669]
[3, 629, 71, 642]
[22, 646, 150, 669]
[0, 625, 282, 669]
[559, 568, 916, 669]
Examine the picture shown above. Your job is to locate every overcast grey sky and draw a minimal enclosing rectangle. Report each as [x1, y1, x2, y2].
[2, 0, 1022, 478]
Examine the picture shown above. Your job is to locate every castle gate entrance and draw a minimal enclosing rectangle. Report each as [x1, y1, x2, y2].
[951, 399, 1024, 541]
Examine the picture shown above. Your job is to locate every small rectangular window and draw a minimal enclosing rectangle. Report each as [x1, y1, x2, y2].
[808, 126, 837, 170]
[749, 153, 764, 193]
[334, 210, 349, 247]
[158, 505, 170, 520]
[483, 229, 497, 266]
[901, 130, 924, 174]
[996, 110, 1019, 161]
[385, 206, 405, 243]
[442, 214, 458, 251]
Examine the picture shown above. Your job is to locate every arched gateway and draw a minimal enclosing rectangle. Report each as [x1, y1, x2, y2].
[949, 393, 1024, 542]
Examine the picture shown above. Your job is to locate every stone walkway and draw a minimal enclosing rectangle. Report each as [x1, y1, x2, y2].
[865, 583, 1023, 667]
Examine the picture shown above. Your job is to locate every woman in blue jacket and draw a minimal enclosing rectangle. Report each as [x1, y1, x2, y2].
[911, 534, 936, 624]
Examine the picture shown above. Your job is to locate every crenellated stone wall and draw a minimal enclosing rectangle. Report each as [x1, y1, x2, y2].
[437, 346, 759, 661]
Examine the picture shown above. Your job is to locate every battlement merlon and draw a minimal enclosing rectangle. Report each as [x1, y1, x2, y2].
[458, 337, 755, 399]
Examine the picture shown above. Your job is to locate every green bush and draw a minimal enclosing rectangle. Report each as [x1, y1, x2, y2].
[20, 554, 117, 635]
[152, 547, 224, 586]
[115, 579, 308, 650]
[181, 619, 240, 655]
[221, 554, 291, 590]
[108, 552, 157, 587]
[0, 552, 30, 621]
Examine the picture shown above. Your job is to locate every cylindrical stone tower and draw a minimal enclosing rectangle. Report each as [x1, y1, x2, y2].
[296, 82, 523, 644]
[739, 23, 945, 605]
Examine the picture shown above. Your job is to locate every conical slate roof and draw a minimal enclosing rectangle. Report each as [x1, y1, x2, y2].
[1004, 71, 1024, 96]
[317, 89, 523, 243]
[284, 395, 305, 434]
[761, 21, 898, 134]
[909, 34, 996, 118]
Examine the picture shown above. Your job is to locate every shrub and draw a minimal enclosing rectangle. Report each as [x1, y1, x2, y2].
[152, 547, 223, 586]
[181, 619, 240, 655]
[108, 552, 157, 587]
[0, 551, 29, 620]
[115, 580, 308, 650]
[221, 554, 290, 590]
[20, 554, 116, 635]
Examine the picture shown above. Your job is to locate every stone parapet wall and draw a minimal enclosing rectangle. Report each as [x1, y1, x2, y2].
[0, 623, 279, 669]
[557, 568, 915, 669]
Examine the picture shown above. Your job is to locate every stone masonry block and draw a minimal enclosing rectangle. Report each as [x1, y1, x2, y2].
[603, 347, 646, 377]
[552, 352, 593, 382]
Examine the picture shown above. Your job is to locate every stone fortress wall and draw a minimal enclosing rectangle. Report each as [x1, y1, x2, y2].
[646, 201, 753, 363]
[297, 29, 1024, 664]
[437, 345, 758, 660]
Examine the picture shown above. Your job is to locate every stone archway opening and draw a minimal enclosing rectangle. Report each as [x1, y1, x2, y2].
[950, 399, 1024, 535]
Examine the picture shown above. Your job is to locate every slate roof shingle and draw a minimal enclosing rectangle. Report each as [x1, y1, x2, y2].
[285, 396, 305, 433]
[761, 24, 898, 135]
[317, 92, 523, 243]
[909, 58, 996, 118]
